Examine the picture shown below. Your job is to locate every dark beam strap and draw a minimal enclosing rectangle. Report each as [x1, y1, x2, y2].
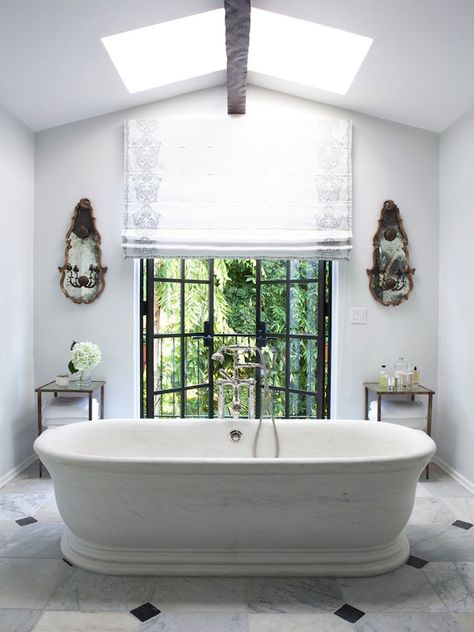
[224, 0, 251, 114]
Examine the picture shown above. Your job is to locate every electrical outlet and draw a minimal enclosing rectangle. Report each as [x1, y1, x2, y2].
[351, 307, 367, 324]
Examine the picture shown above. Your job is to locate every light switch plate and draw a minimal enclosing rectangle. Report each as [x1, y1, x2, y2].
[351, 307, 367, 324]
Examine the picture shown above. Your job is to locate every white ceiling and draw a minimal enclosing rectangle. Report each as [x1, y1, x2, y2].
[0, 0, 473, 132]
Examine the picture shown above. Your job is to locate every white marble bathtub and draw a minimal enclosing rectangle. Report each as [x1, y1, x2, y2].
[33, 418, 435, 576]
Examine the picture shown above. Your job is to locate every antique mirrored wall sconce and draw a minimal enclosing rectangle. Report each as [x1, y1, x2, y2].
[58, 198, 107, 304]
[367, 199, 415, 306]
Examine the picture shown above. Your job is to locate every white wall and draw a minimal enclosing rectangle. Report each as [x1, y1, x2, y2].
[34, 86, 439, 419]
[437, 106, 474, 486]
[0, 105, 35, 481]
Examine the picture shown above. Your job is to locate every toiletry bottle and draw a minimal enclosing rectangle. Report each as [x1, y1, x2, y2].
[379, 365, 388, 389]
[394, 357, 405, 390]
[413, 366, 420, 387]
[406, 363, 414, 389]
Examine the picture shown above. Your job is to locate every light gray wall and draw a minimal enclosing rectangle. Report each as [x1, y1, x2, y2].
[0, 105, 35, 481]
[34, 86, 439, 420]
[437, 106, 474, 487]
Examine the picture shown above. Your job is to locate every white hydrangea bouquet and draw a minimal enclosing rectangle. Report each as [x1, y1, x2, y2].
[69, 341, 102, 385]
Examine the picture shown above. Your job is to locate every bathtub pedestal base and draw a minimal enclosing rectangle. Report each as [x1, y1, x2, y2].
[61, 529, 410, 577]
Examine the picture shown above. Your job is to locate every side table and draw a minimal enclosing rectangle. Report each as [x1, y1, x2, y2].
[35, 380, 106, 476]
[364, 382, 435, 478]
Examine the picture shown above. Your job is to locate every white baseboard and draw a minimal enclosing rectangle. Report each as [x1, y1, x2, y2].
[433, 455, 474, 495]
[0, 453, 37, 489]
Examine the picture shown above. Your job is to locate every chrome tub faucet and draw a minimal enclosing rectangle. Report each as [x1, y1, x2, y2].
[211, 344, 279, 457]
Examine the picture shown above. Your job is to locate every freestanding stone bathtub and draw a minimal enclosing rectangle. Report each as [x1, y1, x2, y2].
[34, 418, 435, 576]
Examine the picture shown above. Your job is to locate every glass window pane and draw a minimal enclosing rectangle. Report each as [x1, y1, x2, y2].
[154, 338, 181, 391]
[266, 339, 285, 388]
[154, 282, 181, 334]
[154, 392, 181, 418]
[289, 283, 318, 335]
[261, 260, 286, 281]
[185, 337, 209, 386]
[185, 388, 209, 417]
[218, 260, 256, 334]
[290, 259, 319, 280]
[142, 261, 147, 300]
[289, 338, 317, 392]
[261, 283, 286, 334]
[289, 392, 317, 418]
[213, 260, 232, 334]
[185, 259, 209, 280]
[154, 258, 181, 279]
[270, 389, 286, 418]
[184, 283, 208, 333]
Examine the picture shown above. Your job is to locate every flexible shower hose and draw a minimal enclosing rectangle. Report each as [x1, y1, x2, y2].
[252, 347, 280, 459]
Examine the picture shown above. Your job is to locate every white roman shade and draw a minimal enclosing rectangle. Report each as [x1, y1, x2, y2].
[123, 118, 352, 259]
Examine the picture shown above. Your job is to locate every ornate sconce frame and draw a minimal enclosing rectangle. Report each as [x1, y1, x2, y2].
[58, 198, 107, 304]
[367, 200, 415, 306]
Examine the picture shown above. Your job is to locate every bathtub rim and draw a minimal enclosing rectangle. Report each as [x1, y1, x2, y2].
[34, 418, 436, 475]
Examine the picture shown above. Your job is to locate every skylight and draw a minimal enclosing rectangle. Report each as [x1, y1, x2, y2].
[102, 8, 372, 96]
[101, 9, 226, 94]
[248, 9, 373, 95]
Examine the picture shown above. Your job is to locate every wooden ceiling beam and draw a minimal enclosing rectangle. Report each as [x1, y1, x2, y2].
[224, 0, 251, 114]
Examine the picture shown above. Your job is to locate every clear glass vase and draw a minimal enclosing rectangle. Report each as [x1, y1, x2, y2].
[78, 368, 92, 387]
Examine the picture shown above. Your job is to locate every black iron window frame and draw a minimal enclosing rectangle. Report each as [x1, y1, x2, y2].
[140, 259, 331, 419]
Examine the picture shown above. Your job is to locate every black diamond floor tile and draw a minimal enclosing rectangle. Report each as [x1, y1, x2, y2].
[406, 555, 429, 569]
[15, 516, 38, 527]
[130, 602, 161, 622]
[334, 603, 365, 624]
[452, 519, 473, 530]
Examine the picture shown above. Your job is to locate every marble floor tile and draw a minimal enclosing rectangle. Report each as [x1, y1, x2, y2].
[441, 498, 474, 524]
[1, 463, 51, 492]
[424, 562, 474, 612]
[415, 483, 434, 498]
[422, 480, 473, 499]
[354, 612, 462, 631]
[0, 493, 50, 521]
[338, 565, 446, 613]
[0, 609, 41, 632]
[246, 577, 344, 614]
[409, 497, 457, 525]
[1, 475, 52, 495]
[140, 613, 247, 632]
[406, 524, 474, 562]
[0, 522, 63, 558]
[32, 611, 139, 631]
[0, 519, 16, 533]
[248, 612, 354, 631]
[151, 577, 246, 613]
[46, 567, 156, 612]
[455, 613, 474, 631]
[33, 498, 62, 523]
[0, 558, 67, 608]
